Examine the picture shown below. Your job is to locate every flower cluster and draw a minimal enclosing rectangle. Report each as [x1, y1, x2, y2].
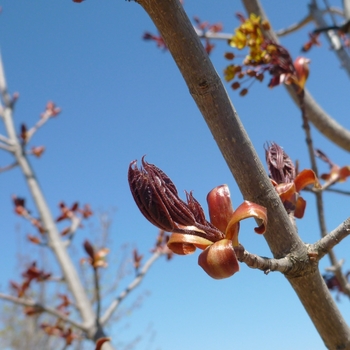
[224, 13, 310, 95]
[128, 157, 267, 279]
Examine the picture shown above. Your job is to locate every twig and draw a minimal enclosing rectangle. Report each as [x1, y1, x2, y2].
[25, 115, 52, 144]
[0, 142, 15, 152]
[276, 8, 343, 37]
[194, 27, 233, 40]
[312, 217, 350, 298]
[93, 267, 101, 325]
[322, 0, 339, 26]
[0, 293, 87, 332]
[234, 245, 295, 274]
[312, 217, 350, 259]
[0, 133, 13, 145]
[0, 161, 18, 173]
[309, 1, 350, 78]
[0, 53, 13, 107]
[100, 251, 162, 326]
[322, 187, 350, 196]
[276, 14, 314, 37]
[62, 216, 83, 247]
[297, 61, 350, 299]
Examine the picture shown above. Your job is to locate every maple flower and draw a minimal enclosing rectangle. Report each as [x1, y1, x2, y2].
[265, 142, 320, 218]
[225, 13, 310, 94]
[128, 158, 267, 279]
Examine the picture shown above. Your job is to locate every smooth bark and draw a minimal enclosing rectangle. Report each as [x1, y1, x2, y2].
[135, 0, 350, 348]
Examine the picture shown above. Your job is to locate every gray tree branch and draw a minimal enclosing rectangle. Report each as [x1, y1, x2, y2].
[309, 1, 350, 77]
[0, 56, 114, 350]
[100, 251, 162, 326]
[135, 0, 350, 348]
[0, 293, 86, 332]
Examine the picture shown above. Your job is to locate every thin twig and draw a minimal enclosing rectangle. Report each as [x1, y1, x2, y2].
[322, 0, 339, 26]
[322, 187, 350, 196]
[25, 115, 52, 144]
[276, 14, 313, 37]
[62, 216, 83, 247]
[0, 161, 18, 173]
[276, 7, 343, 37]
[309, 1, 350, 78]
[194, 27, 233, 40]
[0, 293, 87, 331]
[312, 217, 350, 259]
[234, 245, 295, 274]
[93, 267, 101, 325]
[100, 251, 162, 326]
[298, 85, 350, 298]
[0, 133, 12, 144]
[0, 142, 15, 152]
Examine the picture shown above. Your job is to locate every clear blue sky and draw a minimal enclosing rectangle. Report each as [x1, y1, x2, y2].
[0, 1, 350, 349]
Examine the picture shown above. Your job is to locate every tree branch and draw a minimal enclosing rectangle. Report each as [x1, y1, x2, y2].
[100, 251, 161, 326]
[275, 7, 343, 37]
[0, 57, 114, 349]
[135, 0, 350, 347]
[309, 1, 350, 77]
[313, 217, 350, 259]
[0, 161, 18, 173]
[0, 293, 87, 332]
[234, 245, 295, 274]
[93, 267, 102, 325]
[25, 112, 54, 144]
[194, 27, 233, 41]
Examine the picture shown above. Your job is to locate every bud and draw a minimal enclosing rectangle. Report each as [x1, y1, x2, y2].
[239, 88, 248, 96]
[128, 157, 223, 242]
[265, 142, 295, 184]
[294, 56, 310, 90]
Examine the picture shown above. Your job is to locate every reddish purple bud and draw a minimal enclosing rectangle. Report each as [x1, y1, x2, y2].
[83, 240, 95, 259]
[128, 157, 223, 242]
[265, 142, 295, 184]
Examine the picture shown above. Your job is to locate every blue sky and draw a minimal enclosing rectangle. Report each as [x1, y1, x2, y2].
[0, 1, 350, 349]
